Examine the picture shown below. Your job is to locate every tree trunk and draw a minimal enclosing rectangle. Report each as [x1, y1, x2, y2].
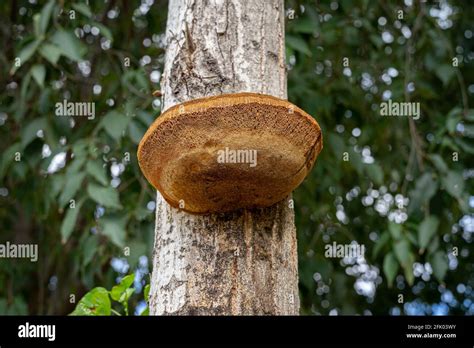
[149, 0, 299, 315]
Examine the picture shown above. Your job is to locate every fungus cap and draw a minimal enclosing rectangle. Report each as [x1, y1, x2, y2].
[138, 92, 323, 214]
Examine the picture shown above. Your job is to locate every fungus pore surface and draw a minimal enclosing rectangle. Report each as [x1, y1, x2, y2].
[138, 92, 323, 214]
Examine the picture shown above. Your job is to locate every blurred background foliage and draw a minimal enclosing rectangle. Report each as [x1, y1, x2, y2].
[0, 0, 472, 315]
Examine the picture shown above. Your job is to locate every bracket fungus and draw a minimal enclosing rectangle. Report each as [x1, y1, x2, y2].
[138, 92, 323, 214]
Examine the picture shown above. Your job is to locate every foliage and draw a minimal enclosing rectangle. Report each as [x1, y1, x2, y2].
[0, 0, 164, 315]
[0, 0, 473, 315]
[286, 0, 474, 315]
[71, 274, 150, 316]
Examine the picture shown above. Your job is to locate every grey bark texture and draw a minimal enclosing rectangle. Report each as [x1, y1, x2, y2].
[149, 0, 300, 315]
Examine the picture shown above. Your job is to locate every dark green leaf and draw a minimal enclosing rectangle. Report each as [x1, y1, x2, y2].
[101, 111, 130, 141]
[442, 170, 464, 198]
[408, 173, 438, 213]
[286, 35, 312, 55]
[435, 64, 456, 86]
[11, 39, 42, 74]
[39, 0, 55, 35]
[93, 22, 113, 42]
[30, 64, 46, 88]
[72, 3, 92, 18]
[39, 43, 62, 65]
[51, 30, 86, 61]
[59, 172, 86, 207]
[430, 251, 448, 282]
[372, 231, 389, 259]
[87, 183, 122, 209]
[429, 154, 448, 173]
[418, 215, 439, 252]
[388, 222, 402, 240]
[128, 120, 147, 144]
[98, 214, 127, 247]
[21, 117, 47, 149]
[393, 239, 411, 267]
[86, 161, 108, 186]
[60, 199, 84, 243]
[383, 252, 398, 288]
[365, 163, 384, 185]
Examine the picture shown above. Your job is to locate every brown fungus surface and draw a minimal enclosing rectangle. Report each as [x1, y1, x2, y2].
[138, 92, 323, 214]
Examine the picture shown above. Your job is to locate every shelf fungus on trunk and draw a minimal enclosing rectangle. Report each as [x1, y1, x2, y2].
[137, 92, 323, 214]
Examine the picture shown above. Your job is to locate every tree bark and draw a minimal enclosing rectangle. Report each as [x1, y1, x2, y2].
[149, 0, 299, 315]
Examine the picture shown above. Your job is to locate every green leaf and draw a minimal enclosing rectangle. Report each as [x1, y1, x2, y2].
[466, 109, 474, 122]
[408, 172, 438, 213]
[392, 239, 415, 286]
[110, 274, 135, 302]
[393, 239, 411, 267]
[30, 64, 46, 88]
[98, 214, 127, 247]
[87, 183, 122, 209]
[21, 117, 47, 149]
[418, 216, 439, 252]
[441, 170, 464, 198]
[291, 18, 317, 34]
[10, 39, 42, 74]
[435, 64, 456, 86]
[101, 111, 130, 141]
[347, 147, 363, 174]
[370, 33, 383, 48]
[39, 0, 55, 35]
[429, 154, 448, 173]
[383, 252, 398, 288]
[86, 160, 108, 186]
[455, 138, 474, 154]
[48, 174, 65, 200]
[60, 199, 84, 243]
[70, 287, 111, 316]
[126, 240, 147, 265]
[430, 251, 448, 282]
[372, 231, 389, 259]
[446, 116, 461, 134]
[463, 124, 474, 137]
[286, 35, 312, 56]
[39, 43, 62, 65]
[0, 142, 22, 180]
[328, 133, 345, 158]
[93, 22, 113, 42]
[33, 14, 41, 37]
[51, 30, 86, 61]
[403, 254, 415, 286]
[65, 153, 87, 176]
[82, 235, 98, 267]
[388, 222, 402, 240]
[406, 232, 418, 247]
[1, 298, 28, 315]
[365, 163, 384, 185]
[59, 172, 86, 207]
[128, 120, 147, 144]
[72, 3, 92, 18]
[427, 235, 440, 255]
[144, 284, 150, 302]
